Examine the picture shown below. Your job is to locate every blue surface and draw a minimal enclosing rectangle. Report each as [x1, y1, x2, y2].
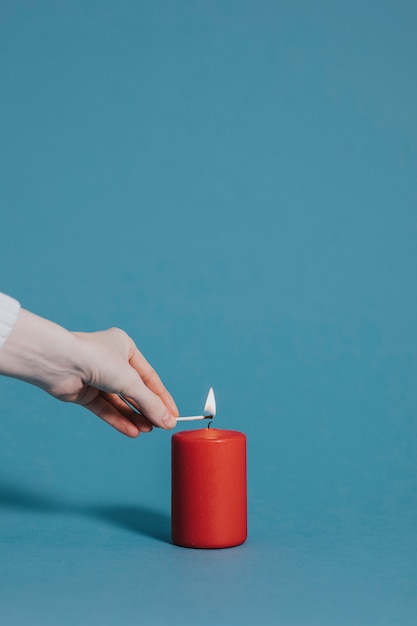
[1, 1, 416, 624]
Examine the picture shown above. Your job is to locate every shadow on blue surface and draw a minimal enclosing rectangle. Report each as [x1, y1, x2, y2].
[0, 480, 171, 544]
[88, 504, 171, 543]
[0, 479, 55, 511]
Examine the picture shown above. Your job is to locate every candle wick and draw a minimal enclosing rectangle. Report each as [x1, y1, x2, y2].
[207, 420, 213, 429]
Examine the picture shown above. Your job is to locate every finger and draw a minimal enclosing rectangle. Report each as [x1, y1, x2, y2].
[129, 348, 179, 417]
[121, 373, 177, 429]
[81, 393, 141, 438]
[101, 391, 153, 433]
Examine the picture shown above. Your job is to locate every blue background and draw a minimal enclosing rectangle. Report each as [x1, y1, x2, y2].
[1, 1, 416, 624]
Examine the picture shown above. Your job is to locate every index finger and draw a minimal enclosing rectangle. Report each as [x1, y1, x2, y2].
[128, 347, 179, 417]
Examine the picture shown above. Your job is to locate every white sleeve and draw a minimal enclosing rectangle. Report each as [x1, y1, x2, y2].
[0, 293, 21, 350]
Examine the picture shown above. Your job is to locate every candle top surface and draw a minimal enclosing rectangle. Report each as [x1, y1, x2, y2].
[172, 428, 245, 442]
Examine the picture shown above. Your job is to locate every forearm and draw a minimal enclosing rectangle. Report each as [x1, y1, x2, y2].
[0, 309, 83, 393]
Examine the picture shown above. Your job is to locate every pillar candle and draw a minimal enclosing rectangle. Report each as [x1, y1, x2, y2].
[171, 428, 247, 549]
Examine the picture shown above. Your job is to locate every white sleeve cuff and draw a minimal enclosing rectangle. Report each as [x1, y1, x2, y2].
[0, 293, 21, 350]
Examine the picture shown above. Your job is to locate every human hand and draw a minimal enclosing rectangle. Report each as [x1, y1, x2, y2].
[71, 326, 178, 436]
[0, 310, 178, 437]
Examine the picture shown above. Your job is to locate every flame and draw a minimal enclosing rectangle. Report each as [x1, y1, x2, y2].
[204, 387, 216, 417]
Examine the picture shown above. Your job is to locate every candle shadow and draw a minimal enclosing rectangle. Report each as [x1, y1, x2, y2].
[86, 504, 171, 543]
[0, 479, 61, 512]
[0, 479, 171, 544]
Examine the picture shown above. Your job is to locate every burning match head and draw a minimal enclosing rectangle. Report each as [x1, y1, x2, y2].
[175, 387, 216, 422]
[204, 387, 216, 417]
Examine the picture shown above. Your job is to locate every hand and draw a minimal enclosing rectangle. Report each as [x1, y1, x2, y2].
[0, 309, 178, 437]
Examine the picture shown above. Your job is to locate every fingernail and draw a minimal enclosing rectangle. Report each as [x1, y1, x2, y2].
[162, 413, 177, 429]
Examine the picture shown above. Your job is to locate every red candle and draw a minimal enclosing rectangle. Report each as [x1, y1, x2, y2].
[171, 428, 247, 549]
